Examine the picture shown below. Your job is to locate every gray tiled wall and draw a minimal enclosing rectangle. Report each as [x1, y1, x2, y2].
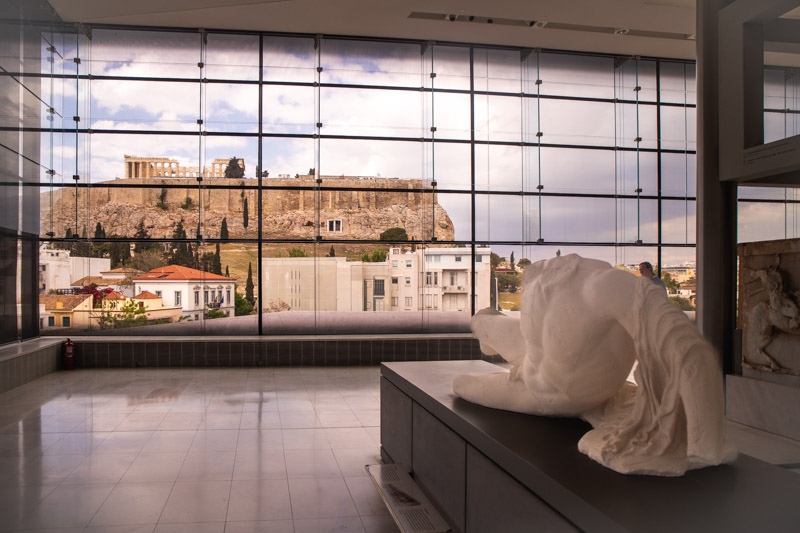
[72, 338, 495, 368]
[0, 344, 61, 395]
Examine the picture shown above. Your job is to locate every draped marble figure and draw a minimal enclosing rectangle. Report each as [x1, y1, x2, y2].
[453, 254, 737, 476]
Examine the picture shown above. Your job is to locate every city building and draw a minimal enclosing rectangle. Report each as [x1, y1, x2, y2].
[38, 246, 111, 294]
[133, 265, 236, 320]
[261, 247, 491, 313]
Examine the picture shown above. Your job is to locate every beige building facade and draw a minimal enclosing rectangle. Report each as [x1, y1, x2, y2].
[261, 247, 491, 313]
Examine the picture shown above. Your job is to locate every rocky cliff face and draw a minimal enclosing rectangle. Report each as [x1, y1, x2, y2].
[41, 176, 454, 242]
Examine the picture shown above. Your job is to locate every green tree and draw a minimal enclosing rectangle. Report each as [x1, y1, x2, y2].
[490, 253, 503, 270]
[199, 251, 216, 273]
[380, 227, 408, 241]
[225, 265, 230, 277]
[225, 157, 244, 179]
[220, 217, 229, 240]
[167, 218, 194, 267]
[510, 251, 516, 271]
[517, 258, 531, 269]
[329, 245, 335, 257]
[94, 222, 106, 240]
[156, 188, 168, 210]
[235, 286, 252, 316]
[130, 248, 165, 273]
[496, 272, 521, 293]
[180, 196, 193, 209]
[245, 262, 255, 307]
[669, 296, 695, 311]
[242, 197, 249, 229]
[662, 272, 680, 294]
[288, 247, 307, 257]
[213, 243, 222, 275]
[133, 220, 158, 254]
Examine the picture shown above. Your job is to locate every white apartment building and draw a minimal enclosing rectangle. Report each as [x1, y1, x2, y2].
[133, 265, 236, 320]
[38, 246, 111, 294]
[261, 247, 491, 313]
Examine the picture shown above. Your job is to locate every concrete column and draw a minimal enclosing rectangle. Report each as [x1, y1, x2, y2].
[696, 0, 738, 373]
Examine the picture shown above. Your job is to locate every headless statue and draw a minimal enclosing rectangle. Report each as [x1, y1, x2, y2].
[453, 254, 737, 476]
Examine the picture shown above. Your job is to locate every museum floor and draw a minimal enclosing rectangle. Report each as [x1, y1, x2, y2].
[0, 366, 798, 533]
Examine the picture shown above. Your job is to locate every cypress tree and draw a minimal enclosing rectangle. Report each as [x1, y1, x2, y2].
[225, 265, 230, 277]
[220, 217, 229, 240]
[213, 243, 222, 275]
[245, 262, 255, 307]
[243, 198, 249, 229]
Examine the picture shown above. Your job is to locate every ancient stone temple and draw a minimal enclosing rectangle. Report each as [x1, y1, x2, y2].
[124, 155, 244, 179]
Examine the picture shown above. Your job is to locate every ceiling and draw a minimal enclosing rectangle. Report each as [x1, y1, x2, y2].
[47, 0, 698, 59]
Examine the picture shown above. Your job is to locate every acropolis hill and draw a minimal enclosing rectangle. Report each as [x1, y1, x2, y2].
[41, 157, 454, 242]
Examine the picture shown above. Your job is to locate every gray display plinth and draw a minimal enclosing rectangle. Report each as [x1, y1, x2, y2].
[381, 360, 800, 533]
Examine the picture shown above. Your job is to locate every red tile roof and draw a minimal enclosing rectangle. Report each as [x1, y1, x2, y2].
[104, 291, 125, 300]
[134, 264, 234, 282]
[134, 291, 160, 299]
[39, 294, 92, 311]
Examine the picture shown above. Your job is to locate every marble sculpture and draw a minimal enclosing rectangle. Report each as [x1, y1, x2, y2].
[453, 254, 737, 476]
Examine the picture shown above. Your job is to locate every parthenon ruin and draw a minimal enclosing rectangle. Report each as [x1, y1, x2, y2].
[124, 155, 245, 179]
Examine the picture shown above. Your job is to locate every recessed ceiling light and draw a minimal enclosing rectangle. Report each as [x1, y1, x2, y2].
[614, 28, 630, 35]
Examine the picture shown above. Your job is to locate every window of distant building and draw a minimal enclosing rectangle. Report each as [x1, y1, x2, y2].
[476, 255, 483, 262]
[194, 291, 199, 306]
[405, 296, 412, 308]
[374, 279, 385, 296]
[48, 316, 54, 326]
[406, 260, 412, 268]
[455, 256, 462, 262]
[391, 260, 398, 268]
[327, 219, 342, 232]
[391, 296, 398, 307]
[405, 277, 411, 286]
[175, 291, 181, 306]
[155, 290, 162, 297]
[204, 290, 209, 304]
[391, 277, 398, 285]
[62, 316, 70, 327]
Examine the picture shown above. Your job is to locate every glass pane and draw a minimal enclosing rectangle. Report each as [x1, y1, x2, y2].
[616, 58, 657, 102]
[90, 80, 199, 129]
[487, 244, 524, 311]
[616, 150, 658, 196]
[321, 87, 422, 137]
[662, 199, 697, 244]
[202, 136, 259, 181]
[475, 194, 523, 242]
[475, 94, 522, 142]
[541, 99, 614, 146]
[616, 103, 658, 149]
[616, 199, 658, 244]
[205, 34, 259, 81]
[433, 92, 472, 140]
[89, 133, 199, 184]
[537, 147, 616, 194]
[431, 45, 470, 90]
[541, 196, 616, 242]
[205, 83, 259, 133]
[475, 145, 522, 191]
[263, 84, 315, 135]
[538, 53, 615, 99]
[90, 29, 200, 78]
[263, 36, 316, 83]
[738, 201, 786, 242]
[473, 48, 522, 93]
[660, 106, 697, 151]
[321, 39, 423, 87]
[432, 142, 471, 191]
[738, 186, 787, 200]
[262, 137, 315, 179]
[435, 192, 472, 242]
[661, 153, 696, 197]
[660, 61, 692, 104]
[764, 68, 786, 109]
[764, 111, 788, 143]
[319, 138, 423, 180]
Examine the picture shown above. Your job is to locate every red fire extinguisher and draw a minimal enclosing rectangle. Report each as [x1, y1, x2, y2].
[64, 338, 75, 370]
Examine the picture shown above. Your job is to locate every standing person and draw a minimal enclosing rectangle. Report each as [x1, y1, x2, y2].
[639, 261, 668, 297]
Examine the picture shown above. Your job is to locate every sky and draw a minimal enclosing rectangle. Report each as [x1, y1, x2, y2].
[35, 29, 800, 266]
